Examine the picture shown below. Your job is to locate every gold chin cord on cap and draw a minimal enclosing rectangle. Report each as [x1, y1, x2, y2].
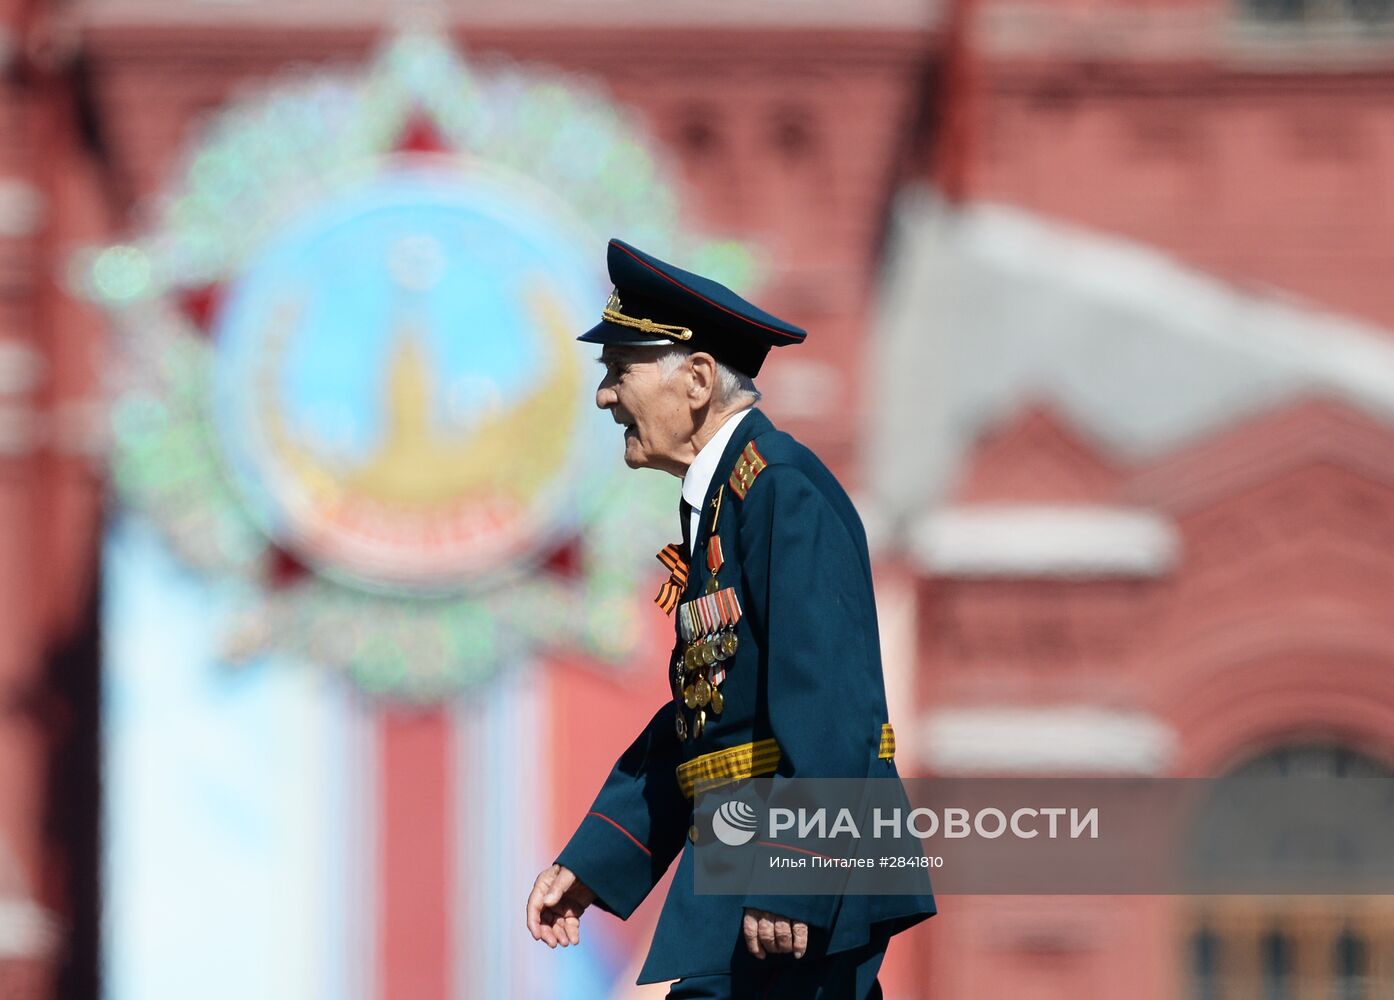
[602, 289, 693, 342]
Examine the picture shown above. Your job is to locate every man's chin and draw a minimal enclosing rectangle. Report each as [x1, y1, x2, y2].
[621, 441, 648, 470]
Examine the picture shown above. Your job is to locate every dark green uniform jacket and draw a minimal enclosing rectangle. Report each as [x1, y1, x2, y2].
[556, 409, 935, 985]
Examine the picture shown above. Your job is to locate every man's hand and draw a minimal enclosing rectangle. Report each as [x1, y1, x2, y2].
[742, 907, 809, 959]
[527, 864, 596, 948]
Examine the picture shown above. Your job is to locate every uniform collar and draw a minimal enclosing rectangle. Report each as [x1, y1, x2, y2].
[681, 408, 752, 512]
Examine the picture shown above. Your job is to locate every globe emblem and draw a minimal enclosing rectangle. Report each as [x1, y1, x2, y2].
[712, 800, 760, 847]
[211, 164, 607, 590]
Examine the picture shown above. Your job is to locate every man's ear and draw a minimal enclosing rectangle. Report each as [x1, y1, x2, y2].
[687, 352, 718, 407]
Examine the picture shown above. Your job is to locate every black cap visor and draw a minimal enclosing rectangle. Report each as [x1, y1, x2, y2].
[577, 317, 676, 347]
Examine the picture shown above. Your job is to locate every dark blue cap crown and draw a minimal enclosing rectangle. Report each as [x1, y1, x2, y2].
[578, 239, 806, 377]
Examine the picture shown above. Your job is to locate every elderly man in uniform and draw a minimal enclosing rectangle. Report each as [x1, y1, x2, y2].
[526, 240, 934, 999]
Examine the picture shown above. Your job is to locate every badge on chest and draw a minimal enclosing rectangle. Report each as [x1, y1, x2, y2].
[672, 483, 744, 741]
[674, 587, 741, 739]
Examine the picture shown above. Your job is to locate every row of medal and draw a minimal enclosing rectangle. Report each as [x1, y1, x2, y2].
[673, 585, 742, 741]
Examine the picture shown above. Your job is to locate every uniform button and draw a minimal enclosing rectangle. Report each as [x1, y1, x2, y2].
[688, 825, 698, 843]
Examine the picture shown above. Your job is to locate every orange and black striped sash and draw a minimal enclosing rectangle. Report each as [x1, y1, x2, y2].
[654, 543, 690, 615]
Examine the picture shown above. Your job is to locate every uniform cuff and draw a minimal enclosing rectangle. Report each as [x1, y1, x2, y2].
[555, 811, 660, 920]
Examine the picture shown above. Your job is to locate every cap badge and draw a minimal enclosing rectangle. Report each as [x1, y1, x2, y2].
[601, 287, 694, 342]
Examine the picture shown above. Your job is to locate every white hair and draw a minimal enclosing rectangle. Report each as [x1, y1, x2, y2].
[654, 347, 761, 406]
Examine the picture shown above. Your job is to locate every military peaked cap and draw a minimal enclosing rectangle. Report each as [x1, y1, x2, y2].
[578, 239, 806, 377]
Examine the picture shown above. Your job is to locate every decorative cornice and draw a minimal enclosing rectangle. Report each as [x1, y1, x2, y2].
[910, 504, 1178, 578]
[920, 706, 1179, 775]
[979, 4, 1220, 62]
[978, 2, 1394, 71]
[78, 0, 938, 30]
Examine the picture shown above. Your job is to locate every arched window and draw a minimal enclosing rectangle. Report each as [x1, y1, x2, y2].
[1259, 929, 1293, 1000]
[1239, 0, 1394, 28]
[1184, 743, 1394, 1000]
[1244, 0, 1307, 20]
[1190, 925, 1221, 1000]
[1333, 927, 1368, 1000]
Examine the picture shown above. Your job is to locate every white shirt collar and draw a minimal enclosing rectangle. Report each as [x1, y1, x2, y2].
[682, 408, 752, 514]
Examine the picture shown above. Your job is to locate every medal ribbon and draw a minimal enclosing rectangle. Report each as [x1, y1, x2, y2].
[654, 543, 690, 615]
[706, 536, 724, 575]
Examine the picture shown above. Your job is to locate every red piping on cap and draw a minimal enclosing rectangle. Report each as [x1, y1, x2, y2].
[611, 241, 804, 342]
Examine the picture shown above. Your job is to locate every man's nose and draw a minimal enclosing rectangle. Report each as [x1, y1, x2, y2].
[595, 381, 616, 410]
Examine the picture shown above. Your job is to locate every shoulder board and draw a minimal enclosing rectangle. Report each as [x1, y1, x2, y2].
[728, 441, 768, 499]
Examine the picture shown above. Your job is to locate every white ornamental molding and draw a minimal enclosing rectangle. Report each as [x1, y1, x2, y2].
[0, 897, 59, 960]
[910, 504, 1179, 578]
[0, 180, 46, 239]
[0, 405, 38, 456]
[79, 0, 934, 29]
[0, 340, 46, 397]
[920, 705, 1179, 776]
[0, 341, 44, 456]
[0, 838, 59, 960]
